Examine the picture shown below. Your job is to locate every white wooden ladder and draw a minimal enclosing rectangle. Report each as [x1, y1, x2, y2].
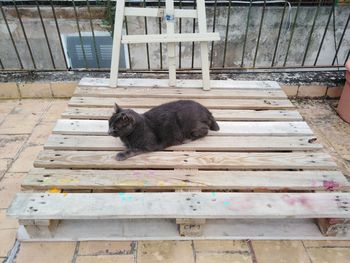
[109, 0, 220, 90]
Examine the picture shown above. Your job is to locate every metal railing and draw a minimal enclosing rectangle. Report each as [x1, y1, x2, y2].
[0, 0, 349, 72]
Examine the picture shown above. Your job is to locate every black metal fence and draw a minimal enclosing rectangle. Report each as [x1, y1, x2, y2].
[0, 0, 349, 72]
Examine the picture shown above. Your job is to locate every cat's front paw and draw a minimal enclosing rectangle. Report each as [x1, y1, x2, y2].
[116, 152, 127, 161]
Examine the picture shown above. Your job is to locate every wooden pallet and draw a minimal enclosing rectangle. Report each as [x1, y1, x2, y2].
[7, 78, 350, 241]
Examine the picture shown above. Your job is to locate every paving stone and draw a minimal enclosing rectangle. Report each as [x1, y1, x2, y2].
[15, 242, 76, 263]
[326, 86, 343, 98]
[0, 159, 11, 178]
[50, 82, 77, 98]
[194, 240, 249, 252]
[298, 85, 327, 98]
[303, 240, 350, 247]
[252, 241, 310, 263]
[307, 247, 350, 263]
[196, 252, 252, 263]
[0, 229, 16, 257]
[0, 82, 20, 98]
[78, 241, 133, 255]
[75, 255, 134, 263]
[0, 135, 27, 159]
[0, 100, 17, 123]
[8, 146, 43, 173]
[0, 100, 50, 134]
[41, 99, 68, 122]
[281, 85, 299, 97]
[0, 209, 18, 229]
[27, 122, 55, 145]
[137, 241, 194, 263]
[0, 173, 25, 209]
[19, 82, 52, 98]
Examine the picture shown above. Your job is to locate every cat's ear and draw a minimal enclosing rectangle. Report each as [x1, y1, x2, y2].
[114, 103, 121, 113]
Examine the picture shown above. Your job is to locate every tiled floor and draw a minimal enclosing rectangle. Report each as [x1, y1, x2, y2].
[0, 99, 349, 263]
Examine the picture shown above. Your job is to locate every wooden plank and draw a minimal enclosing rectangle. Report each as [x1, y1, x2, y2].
[74, 86, 287, 99]
[68, 97, 295, 109]
[52, 120, 313, 136]
[79, 78, 281, 90]
[44, 135, 322, 152]
[121, 33, 220, 44]
[62, 107, 303, 121]
[124, 7, 197, 18]
[16, 219, 350, 241]
[109, 0, 125, 87]
[34, 151, 337, 170]
[8, 192, 350, 219]
[24, 169, 349, 191]
[197, 0, 211, 90]
[166, 0, 176, 86]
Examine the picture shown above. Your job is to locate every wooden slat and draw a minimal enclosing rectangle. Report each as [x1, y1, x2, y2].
[44, 135, 322, 152]
[52, 120, 313, 136]
[74, 86, 287, 99]
[62, 107, 303, 121]
[34, 151, 337, 170]
[79, 78, 281, 90]
[122, 33, 220, 44]
[69, 97, 294, 109]
[124, 7, 198, 18]
[24, 169, 349, 191]
[8, 192, 350, 219]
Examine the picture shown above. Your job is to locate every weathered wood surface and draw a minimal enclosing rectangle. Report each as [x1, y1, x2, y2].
[62, 107, 303, 121]
[24, 169, 349, 191]
[69, 97, 294, 109]
[79, 78, 281, 90]
[52, 119, 313, 136]
[45, 135, 322, 151]
[8, 192, 350, 219]
[34, 151, 337, 170]
[74, 86, 287, 99]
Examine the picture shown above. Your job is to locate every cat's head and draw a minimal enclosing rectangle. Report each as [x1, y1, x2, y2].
[108, 103, 137, 137]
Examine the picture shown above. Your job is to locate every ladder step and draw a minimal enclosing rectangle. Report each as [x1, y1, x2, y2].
[122, 33, 220, 44]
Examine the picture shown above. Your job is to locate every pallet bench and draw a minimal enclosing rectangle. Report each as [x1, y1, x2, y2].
[7, 78, 350, 240]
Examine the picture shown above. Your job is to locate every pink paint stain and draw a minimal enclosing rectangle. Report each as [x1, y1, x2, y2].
[323, 180, 340, 190]
[282, 194, 312, 209]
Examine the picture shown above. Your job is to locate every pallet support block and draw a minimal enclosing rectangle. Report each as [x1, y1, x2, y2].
[317, 218, 350, 236]
[19, 219, 60, 238]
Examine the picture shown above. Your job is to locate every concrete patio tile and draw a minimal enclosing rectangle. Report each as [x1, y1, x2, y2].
[196, 252, 252, 263]
[194, 240, 249, 252]
[307, 247, 350, 263]
[41, 99, 68, 122]
[0, 135, 27, 159]
[0, 209, 18, 229]
[27, 122, 55, 145]
[75, 255, 134, 263]
[0, 83, 20, 99]
[15, 242, 76, 263]
[303, 240, 350, 247]
[0, 100, 50, 134]
[18, 82, 52, 98]
[0, 173, 25, 209]
[137, 241, 194, 263]
[252, 241, 311, 263]
[0, 100, 18, 123]
[8, 145, 42, 173]
[0, 229, 16, 257]
[0, 159, 11, 178]
[50, 82, 77, 98]
[78, 241, 134, 255]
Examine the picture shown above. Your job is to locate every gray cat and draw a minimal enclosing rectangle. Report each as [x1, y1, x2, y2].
[108, 100, 220, 160]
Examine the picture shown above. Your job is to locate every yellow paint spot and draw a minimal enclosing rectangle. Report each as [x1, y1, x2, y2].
[63, 193, 68, 197]
[48, 188, 60, 193]
[58, 178, 79, 184]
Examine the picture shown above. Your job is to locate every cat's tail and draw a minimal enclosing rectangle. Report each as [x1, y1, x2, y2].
[209, 114, 220, 131]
